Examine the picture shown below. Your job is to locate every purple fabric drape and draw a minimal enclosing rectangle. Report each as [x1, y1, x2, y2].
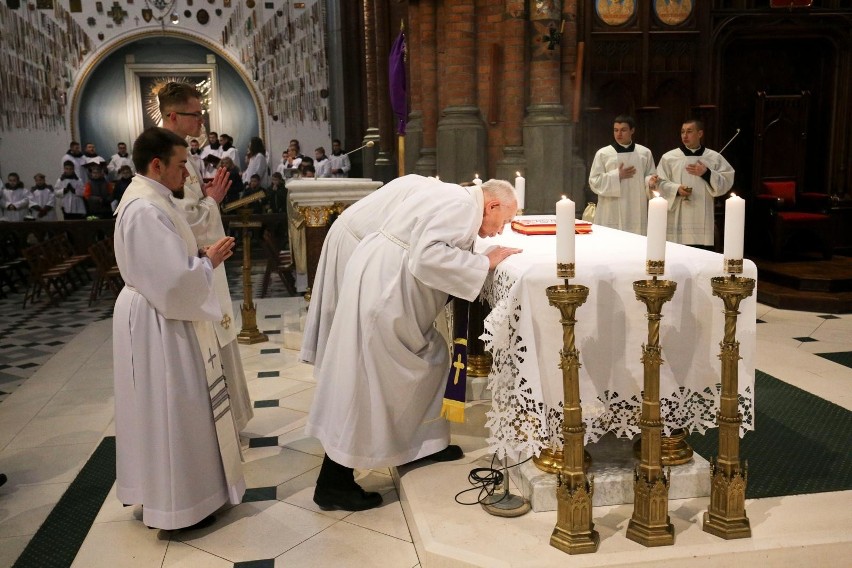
[389, 30, 407, 135]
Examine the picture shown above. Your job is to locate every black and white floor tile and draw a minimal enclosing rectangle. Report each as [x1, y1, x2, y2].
[0, 289, 850, 566]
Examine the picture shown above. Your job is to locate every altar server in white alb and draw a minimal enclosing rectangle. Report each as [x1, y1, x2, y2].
[113, 127, 244, 530]
[307, 179, 522, 512]
[588, 115, 656, 236]
[158, 82, 254, 432]
[299, 173, 443, 368]
[652, 119, 735, 247]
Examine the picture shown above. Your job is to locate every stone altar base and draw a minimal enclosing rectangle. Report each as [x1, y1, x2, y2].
[509, 433, 711, 512]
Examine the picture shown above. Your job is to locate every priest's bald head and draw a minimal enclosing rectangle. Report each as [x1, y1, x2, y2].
[132, 127, 189, 198]
[479, 179, 518, 238]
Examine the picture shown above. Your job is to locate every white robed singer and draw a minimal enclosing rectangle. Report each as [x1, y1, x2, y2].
[113, 173, 245, 530]
[306, 182, 516, 468]
[172, 157, 253, 430]
[655, 146, 734, 246]
[588, 142, 656, 236]
[300, 174, 443, 368]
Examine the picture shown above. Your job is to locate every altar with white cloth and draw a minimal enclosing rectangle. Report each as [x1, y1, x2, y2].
[476, 222, 757, 461]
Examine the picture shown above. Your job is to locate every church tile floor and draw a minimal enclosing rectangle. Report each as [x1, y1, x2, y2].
[0, 286, 850, 566]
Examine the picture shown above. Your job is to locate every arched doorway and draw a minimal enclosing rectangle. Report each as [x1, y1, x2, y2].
[72, 33, 263, 162]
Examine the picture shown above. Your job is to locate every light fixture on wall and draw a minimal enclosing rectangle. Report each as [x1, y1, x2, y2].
[170, 13, 180, 24]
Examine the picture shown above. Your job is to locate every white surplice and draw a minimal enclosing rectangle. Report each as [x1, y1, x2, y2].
[299, 174, 442, 367]
[112, 175, 245, 530]
[306, 184, 490, 469]
[656, 146, 735, 246]
[171, 158, 253, 431]
[588, 143, 656, 236]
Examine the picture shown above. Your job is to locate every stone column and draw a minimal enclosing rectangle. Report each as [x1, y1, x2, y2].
[436, 0, 486, 183]
[361, 0, 379, 180]
[495, 0, 528, 183]
[523, 0, 583, 213]
[414, 0, 438, 176]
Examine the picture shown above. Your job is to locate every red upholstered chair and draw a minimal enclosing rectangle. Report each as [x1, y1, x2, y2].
[756, 180, 833, 260]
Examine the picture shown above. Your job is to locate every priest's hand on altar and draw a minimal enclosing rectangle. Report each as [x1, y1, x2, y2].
[202, 167, 232, 204]
[485, 246, 523, 269]
[200, 236, 236, 268]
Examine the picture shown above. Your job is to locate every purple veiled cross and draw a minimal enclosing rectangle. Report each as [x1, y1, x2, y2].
[389, 30, 407, 135]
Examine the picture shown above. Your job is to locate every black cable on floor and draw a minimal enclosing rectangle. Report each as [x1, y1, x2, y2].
[454, 453, 532, 506]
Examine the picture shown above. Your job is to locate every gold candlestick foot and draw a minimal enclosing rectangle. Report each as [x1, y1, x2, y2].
[703, 275, 755, 540]
[632, 428, 694, 466]
[532, 448, 592, 474]
[626, 466, 675, 546]
[703, 458, 751, 539]
[467, 353, 493, 378]
[546, 284, 599, 554]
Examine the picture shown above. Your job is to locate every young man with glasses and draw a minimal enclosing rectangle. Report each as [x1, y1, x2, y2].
[158, 82, 254, 434]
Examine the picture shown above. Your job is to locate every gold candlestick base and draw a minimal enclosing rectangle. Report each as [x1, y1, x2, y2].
[237, 300, 269, 344]
[546, 283, 599, 555]
[532, 448, 592, 474]
[627, 277, 676, 548]
[467, 353, 493, 378]
[632, 428, 694, 466]
[703, 275, 755, 540]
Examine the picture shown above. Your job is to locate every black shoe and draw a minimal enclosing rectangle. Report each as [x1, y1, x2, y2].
[179, 514, 216, 531]
[313, 486, 383, 511]
[417, 444, 464, 463]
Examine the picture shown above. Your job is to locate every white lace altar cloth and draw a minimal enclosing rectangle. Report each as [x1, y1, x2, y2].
[478, 223, 756, 460]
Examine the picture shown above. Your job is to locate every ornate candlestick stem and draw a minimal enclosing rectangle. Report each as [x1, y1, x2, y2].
[704, 274, 755, 539]
[627, 276, 677, 547]
[230, 209, 268, 345]
[547, 281, 599, 555]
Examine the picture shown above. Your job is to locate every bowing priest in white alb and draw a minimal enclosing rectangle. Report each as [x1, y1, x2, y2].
[158, 82, 254, 432]
[113, 127, 244, 531]
[588, 114, 656, 236]
[651, 119, 735, 247]
[306, 179, 522, 512]
[300, 174, 445, 369]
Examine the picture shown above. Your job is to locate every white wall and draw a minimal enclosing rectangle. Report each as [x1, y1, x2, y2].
[0, 0, 331, 182]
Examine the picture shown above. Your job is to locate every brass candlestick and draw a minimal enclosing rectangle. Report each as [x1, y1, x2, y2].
[534, 263, 591, 477]
[627, 275, 677, 547]
[229, 208, 268, 345]
[703, 274, 755, 540]
[547, 278, 599, 555]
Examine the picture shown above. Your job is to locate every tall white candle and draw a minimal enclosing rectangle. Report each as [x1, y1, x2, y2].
[723, 193, 745, 263]
[473, 173, 482, 186]
[646, 192, 667, 265]
[556, 196, 575, 264]
[514, 171, 526, 210]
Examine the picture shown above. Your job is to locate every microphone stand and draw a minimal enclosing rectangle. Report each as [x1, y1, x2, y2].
[719, 128, 741, 155]
[344, 140, 375, 156]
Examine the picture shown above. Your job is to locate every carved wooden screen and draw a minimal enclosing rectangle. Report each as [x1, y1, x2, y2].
[751, 91, 810, 191]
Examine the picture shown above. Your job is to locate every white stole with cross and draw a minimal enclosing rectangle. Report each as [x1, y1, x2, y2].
[116, 176, 243, 487]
